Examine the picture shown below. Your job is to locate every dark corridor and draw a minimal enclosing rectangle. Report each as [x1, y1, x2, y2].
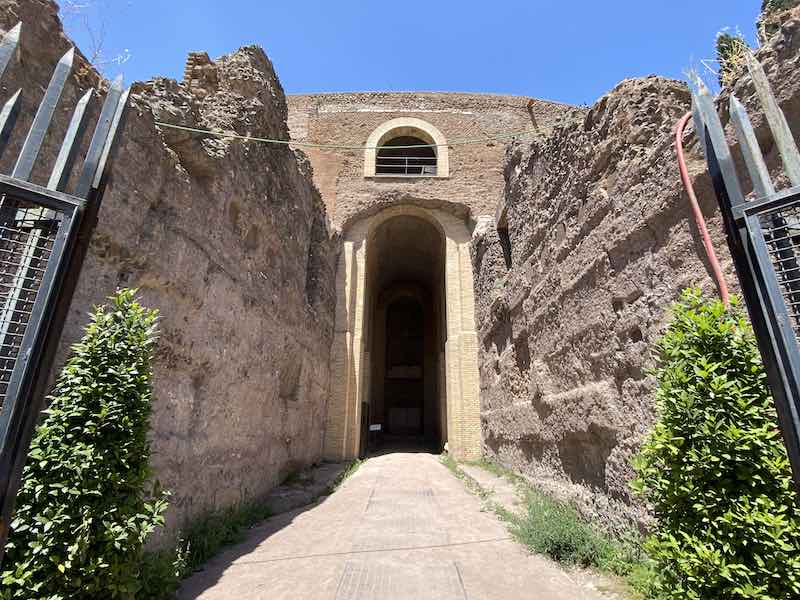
[384, 298, 425, 437]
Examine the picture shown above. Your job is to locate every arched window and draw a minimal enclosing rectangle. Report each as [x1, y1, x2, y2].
[376, 136, 437, 176]
[364, 118, 449, 178]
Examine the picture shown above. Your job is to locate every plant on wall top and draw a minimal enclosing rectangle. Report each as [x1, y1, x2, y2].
[759, 0, 800, 41]
[762, 0, 800, 15]
[715, 29, 749, 88]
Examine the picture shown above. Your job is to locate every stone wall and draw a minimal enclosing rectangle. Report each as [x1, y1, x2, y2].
[286, 92, 581, 228]
[7, 0, 800, 545]
[471, 9, 800, 532]
[0, 0, 338, 538]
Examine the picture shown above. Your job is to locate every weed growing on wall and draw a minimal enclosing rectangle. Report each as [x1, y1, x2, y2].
[759, 0, 800, 41]
[0, 290, 167, 599]
[762, 0, 800, 15]
[715, 30, 749, 88]
[632, 289, 800, 599]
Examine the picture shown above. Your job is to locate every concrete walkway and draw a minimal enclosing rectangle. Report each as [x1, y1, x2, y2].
[178, 453, 610, 599]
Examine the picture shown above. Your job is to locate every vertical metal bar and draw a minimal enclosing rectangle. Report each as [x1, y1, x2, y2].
[692, 77, 747, 207]
[745, 50, 800, 187]
[730, 95, 776, 198]
[11, 48, 74, 182]
[89, 87, 129, 193]
[0, 56, 128, 570]
[75, 75, 123, 199]
[0, 89, 21, 161]
[691, 97, 708, 160]
[47, 88, 93, 192]
[0, 23, 20, 81]
[0, 82, 127, 556]
[691, 71, 800, 493]
[730, 96, 800, 329]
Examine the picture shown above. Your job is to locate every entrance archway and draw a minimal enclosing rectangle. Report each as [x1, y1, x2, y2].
[325, 204, 481, 461]
[367, 215, 446, 452]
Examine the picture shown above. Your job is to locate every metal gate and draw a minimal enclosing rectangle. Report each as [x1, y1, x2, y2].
[0, 22, 129, 560]
[692, 50, 800, 491]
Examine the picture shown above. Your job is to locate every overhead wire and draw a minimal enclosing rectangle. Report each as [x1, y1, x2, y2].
[153, 121, 537, 150]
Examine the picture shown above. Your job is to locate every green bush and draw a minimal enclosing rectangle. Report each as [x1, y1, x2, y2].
[1, 289, 168, 599]
[632, 289, 800, 599]
[504, 486, 658, 593]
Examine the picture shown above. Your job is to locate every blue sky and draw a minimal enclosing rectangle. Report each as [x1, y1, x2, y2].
[61, 1, 761, 106]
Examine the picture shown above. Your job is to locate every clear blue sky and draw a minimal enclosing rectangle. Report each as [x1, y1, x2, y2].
[61, 1, 761, 106]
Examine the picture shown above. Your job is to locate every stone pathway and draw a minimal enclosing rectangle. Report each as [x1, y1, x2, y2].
[178, 453, 611, 599]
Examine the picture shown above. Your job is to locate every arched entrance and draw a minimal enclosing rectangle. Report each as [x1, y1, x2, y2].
[367, 216, 446, 452]
[325, 204, 480, 460]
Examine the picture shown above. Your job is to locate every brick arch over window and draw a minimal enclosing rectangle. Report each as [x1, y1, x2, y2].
[364, 118, 450, 178]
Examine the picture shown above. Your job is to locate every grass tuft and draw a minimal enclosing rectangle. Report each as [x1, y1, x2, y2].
[138, 500, 272, 599]
[181, 501, 273, 572]
[329, 458, 365, 492]
[444, 456, 661, 599]
[508, 488, 615, 566]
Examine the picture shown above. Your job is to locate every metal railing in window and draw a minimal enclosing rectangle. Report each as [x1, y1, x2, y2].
[375, 155, 438, 176]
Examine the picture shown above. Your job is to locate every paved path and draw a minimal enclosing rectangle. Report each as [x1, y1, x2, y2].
[178, 453, 609, 599]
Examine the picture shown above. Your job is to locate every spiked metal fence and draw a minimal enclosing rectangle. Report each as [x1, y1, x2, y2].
[0, 23, 129, 562]
[692, 51, 800, 493]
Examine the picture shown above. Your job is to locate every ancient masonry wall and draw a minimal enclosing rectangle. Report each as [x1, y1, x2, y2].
[286, 92, 581, 228]
[0, 0, 339, 538]
[286, 92, 581, 462]
[471, 8, 800, 532]
[7, 0, 800, 544]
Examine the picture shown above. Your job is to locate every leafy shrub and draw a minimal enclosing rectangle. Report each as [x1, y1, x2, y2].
[1, 289, 167, 599]
[632, 289, 800, 599]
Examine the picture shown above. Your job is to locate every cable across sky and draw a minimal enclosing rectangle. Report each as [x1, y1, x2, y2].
[153, 121, 538, 150]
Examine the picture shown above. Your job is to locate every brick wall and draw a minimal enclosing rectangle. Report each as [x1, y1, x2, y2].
[287, 92, 581, 228]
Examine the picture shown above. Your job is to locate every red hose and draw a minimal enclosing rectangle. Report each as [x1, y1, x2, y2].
[675, 111, 731, 307]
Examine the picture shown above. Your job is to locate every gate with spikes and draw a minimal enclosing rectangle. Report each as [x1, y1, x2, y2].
[692, 50, 800, 493]
[0, 23, 130, 561]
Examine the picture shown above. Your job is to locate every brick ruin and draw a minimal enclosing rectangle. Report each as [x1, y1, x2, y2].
[4, 0, 800, 537]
